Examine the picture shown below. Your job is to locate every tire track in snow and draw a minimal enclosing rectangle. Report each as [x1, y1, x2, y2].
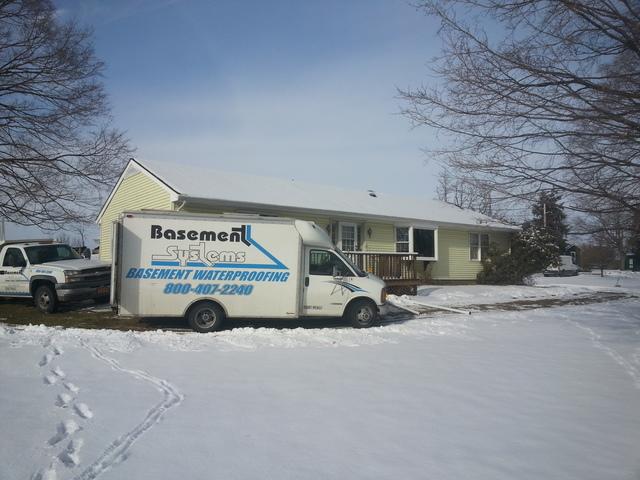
[74, 341, 183, 480]
[564, 315, 640, 389]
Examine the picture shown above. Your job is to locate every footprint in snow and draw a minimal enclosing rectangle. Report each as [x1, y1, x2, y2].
[52, 346, 63, 356]
[31, 462, 57, 480]
[48, 420, 80, 446]
[63, 382, 79, 394]
[43, 374, 57, 385]
[59, 438, 84, 467]
[74, 403, 93, 419]
[56, 393, 73, 408]
[39, 353, 53, 367]
[51, 366, 65, 379]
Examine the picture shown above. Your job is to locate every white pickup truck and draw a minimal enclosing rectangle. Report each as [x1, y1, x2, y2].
[0, 240, 111, 313]
[543, 255, 579, 277]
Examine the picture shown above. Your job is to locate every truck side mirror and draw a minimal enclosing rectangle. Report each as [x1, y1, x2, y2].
[332, 265, 342, 278]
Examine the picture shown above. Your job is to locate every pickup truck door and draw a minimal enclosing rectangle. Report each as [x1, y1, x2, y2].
[0, 248, 30, 296]
[303, 248, 354, 317]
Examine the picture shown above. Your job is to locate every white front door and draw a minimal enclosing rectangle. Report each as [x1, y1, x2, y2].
[0, 248, 30, 296]
[303, 248, 354, 317]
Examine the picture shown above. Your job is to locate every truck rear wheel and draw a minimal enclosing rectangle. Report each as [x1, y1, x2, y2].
[187, 301, 225, 333]
[345, 299, 377, 328]
[34, 284, 57, 314]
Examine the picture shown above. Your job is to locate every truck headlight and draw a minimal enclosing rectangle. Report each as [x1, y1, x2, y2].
[64, 270, 83, 283]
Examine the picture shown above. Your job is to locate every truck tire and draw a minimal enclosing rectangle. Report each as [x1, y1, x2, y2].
[34, 284, 57, 313]
[345, 298, 377, 328]
[187, 301, 225, 333]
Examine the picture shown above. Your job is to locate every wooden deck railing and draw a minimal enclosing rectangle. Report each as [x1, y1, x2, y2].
[344, 251, 418, 280]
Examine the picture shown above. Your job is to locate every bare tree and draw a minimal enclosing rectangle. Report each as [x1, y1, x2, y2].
[437, 168, 494, 215]
[401, 0, 640, 218]
[0, 0, 130, 230]
[580, 244, 617, 275]
[73, 224, 87, 248]
[55, 232, 77, 246]
[573, 200, 636, 269]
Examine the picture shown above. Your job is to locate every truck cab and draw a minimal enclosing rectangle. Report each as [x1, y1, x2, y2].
[0, 240, 111, 313]
[295, 221, 386, 326]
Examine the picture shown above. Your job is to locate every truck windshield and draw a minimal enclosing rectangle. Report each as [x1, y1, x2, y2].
[335, 249, 367, 277]
[25, 244, 81, 264]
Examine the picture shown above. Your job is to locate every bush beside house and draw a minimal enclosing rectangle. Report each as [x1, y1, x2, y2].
[478, 227, 559, 285]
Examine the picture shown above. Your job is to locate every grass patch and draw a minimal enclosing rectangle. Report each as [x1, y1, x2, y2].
[0, 298, 188, 331]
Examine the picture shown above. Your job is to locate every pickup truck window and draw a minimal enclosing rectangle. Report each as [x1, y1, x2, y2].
[2, 248, 26, 267]
[25, 244, 81, 265]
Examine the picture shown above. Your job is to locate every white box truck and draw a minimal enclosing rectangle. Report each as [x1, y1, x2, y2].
[111, 211, 386, 331]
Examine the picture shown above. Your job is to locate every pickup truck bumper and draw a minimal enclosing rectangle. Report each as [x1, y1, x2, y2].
[55, 284, 110, 302]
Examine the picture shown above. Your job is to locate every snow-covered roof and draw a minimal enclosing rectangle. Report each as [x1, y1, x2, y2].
[128, 158, 518, 231]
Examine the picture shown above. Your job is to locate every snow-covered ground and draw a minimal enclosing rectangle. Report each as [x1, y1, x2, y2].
[1, 273, 639, 480]
[411, 271, 640, 307]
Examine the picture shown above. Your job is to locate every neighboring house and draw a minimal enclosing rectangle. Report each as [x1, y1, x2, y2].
[565, 244, 581, 267]
[97, 159, 518, 287]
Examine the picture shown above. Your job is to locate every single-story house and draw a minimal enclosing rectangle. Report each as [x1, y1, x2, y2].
[97, 158, 518, 287]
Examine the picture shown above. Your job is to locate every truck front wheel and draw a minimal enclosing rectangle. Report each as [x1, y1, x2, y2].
[187, 301, 225, 333]
[345, 299, 377, 328]
[35, 284, 58, 314]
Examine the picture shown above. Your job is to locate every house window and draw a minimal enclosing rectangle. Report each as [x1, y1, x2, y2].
[339, 223, 360, 251]
[396, 227, 437, 259]
[413, 229, 436, 259]
[395, 227, 409, 252]
[470, 233, 489, 261]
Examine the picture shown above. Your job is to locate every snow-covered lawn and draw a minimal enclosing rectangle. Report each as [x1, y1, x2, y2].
[1, 273, 639, 480]
[412, 271, 640, 307]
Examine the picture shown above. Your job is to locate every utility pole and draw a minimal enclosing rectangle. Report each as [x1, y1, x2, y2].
[543, 203, 547, 228]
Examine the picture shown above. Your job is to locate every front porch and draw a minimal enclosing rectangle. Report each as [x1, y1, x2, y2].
[344, 251, 421, 295]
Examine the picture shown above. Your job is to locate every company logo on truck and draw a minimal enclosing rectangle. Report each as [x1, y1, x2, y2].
[149, 224, 288, 270]
[151, 224, 251, 245]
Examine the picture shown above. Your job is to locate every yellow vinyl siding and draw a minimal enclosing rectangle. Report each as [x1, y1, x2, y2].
[280, 214, 330, 230]
[430, 229, 511, 280]
[362, 223, 395, 252]
[99, 173, 172, 261]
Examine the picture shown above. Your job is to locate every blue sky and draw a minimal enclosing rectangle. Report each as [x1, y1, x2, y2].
[7, 0, 442, 242]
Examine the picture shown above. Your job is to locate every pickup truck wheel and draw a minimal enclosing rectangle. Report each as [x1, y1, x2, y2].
[187, 302, 225, 333]
[35, 285, 57, 313]
[346, 299, 377, 328]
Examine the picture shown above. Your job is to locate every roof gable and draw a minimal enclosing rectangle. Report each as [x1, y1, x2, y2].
[95, 159, 179, 222]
